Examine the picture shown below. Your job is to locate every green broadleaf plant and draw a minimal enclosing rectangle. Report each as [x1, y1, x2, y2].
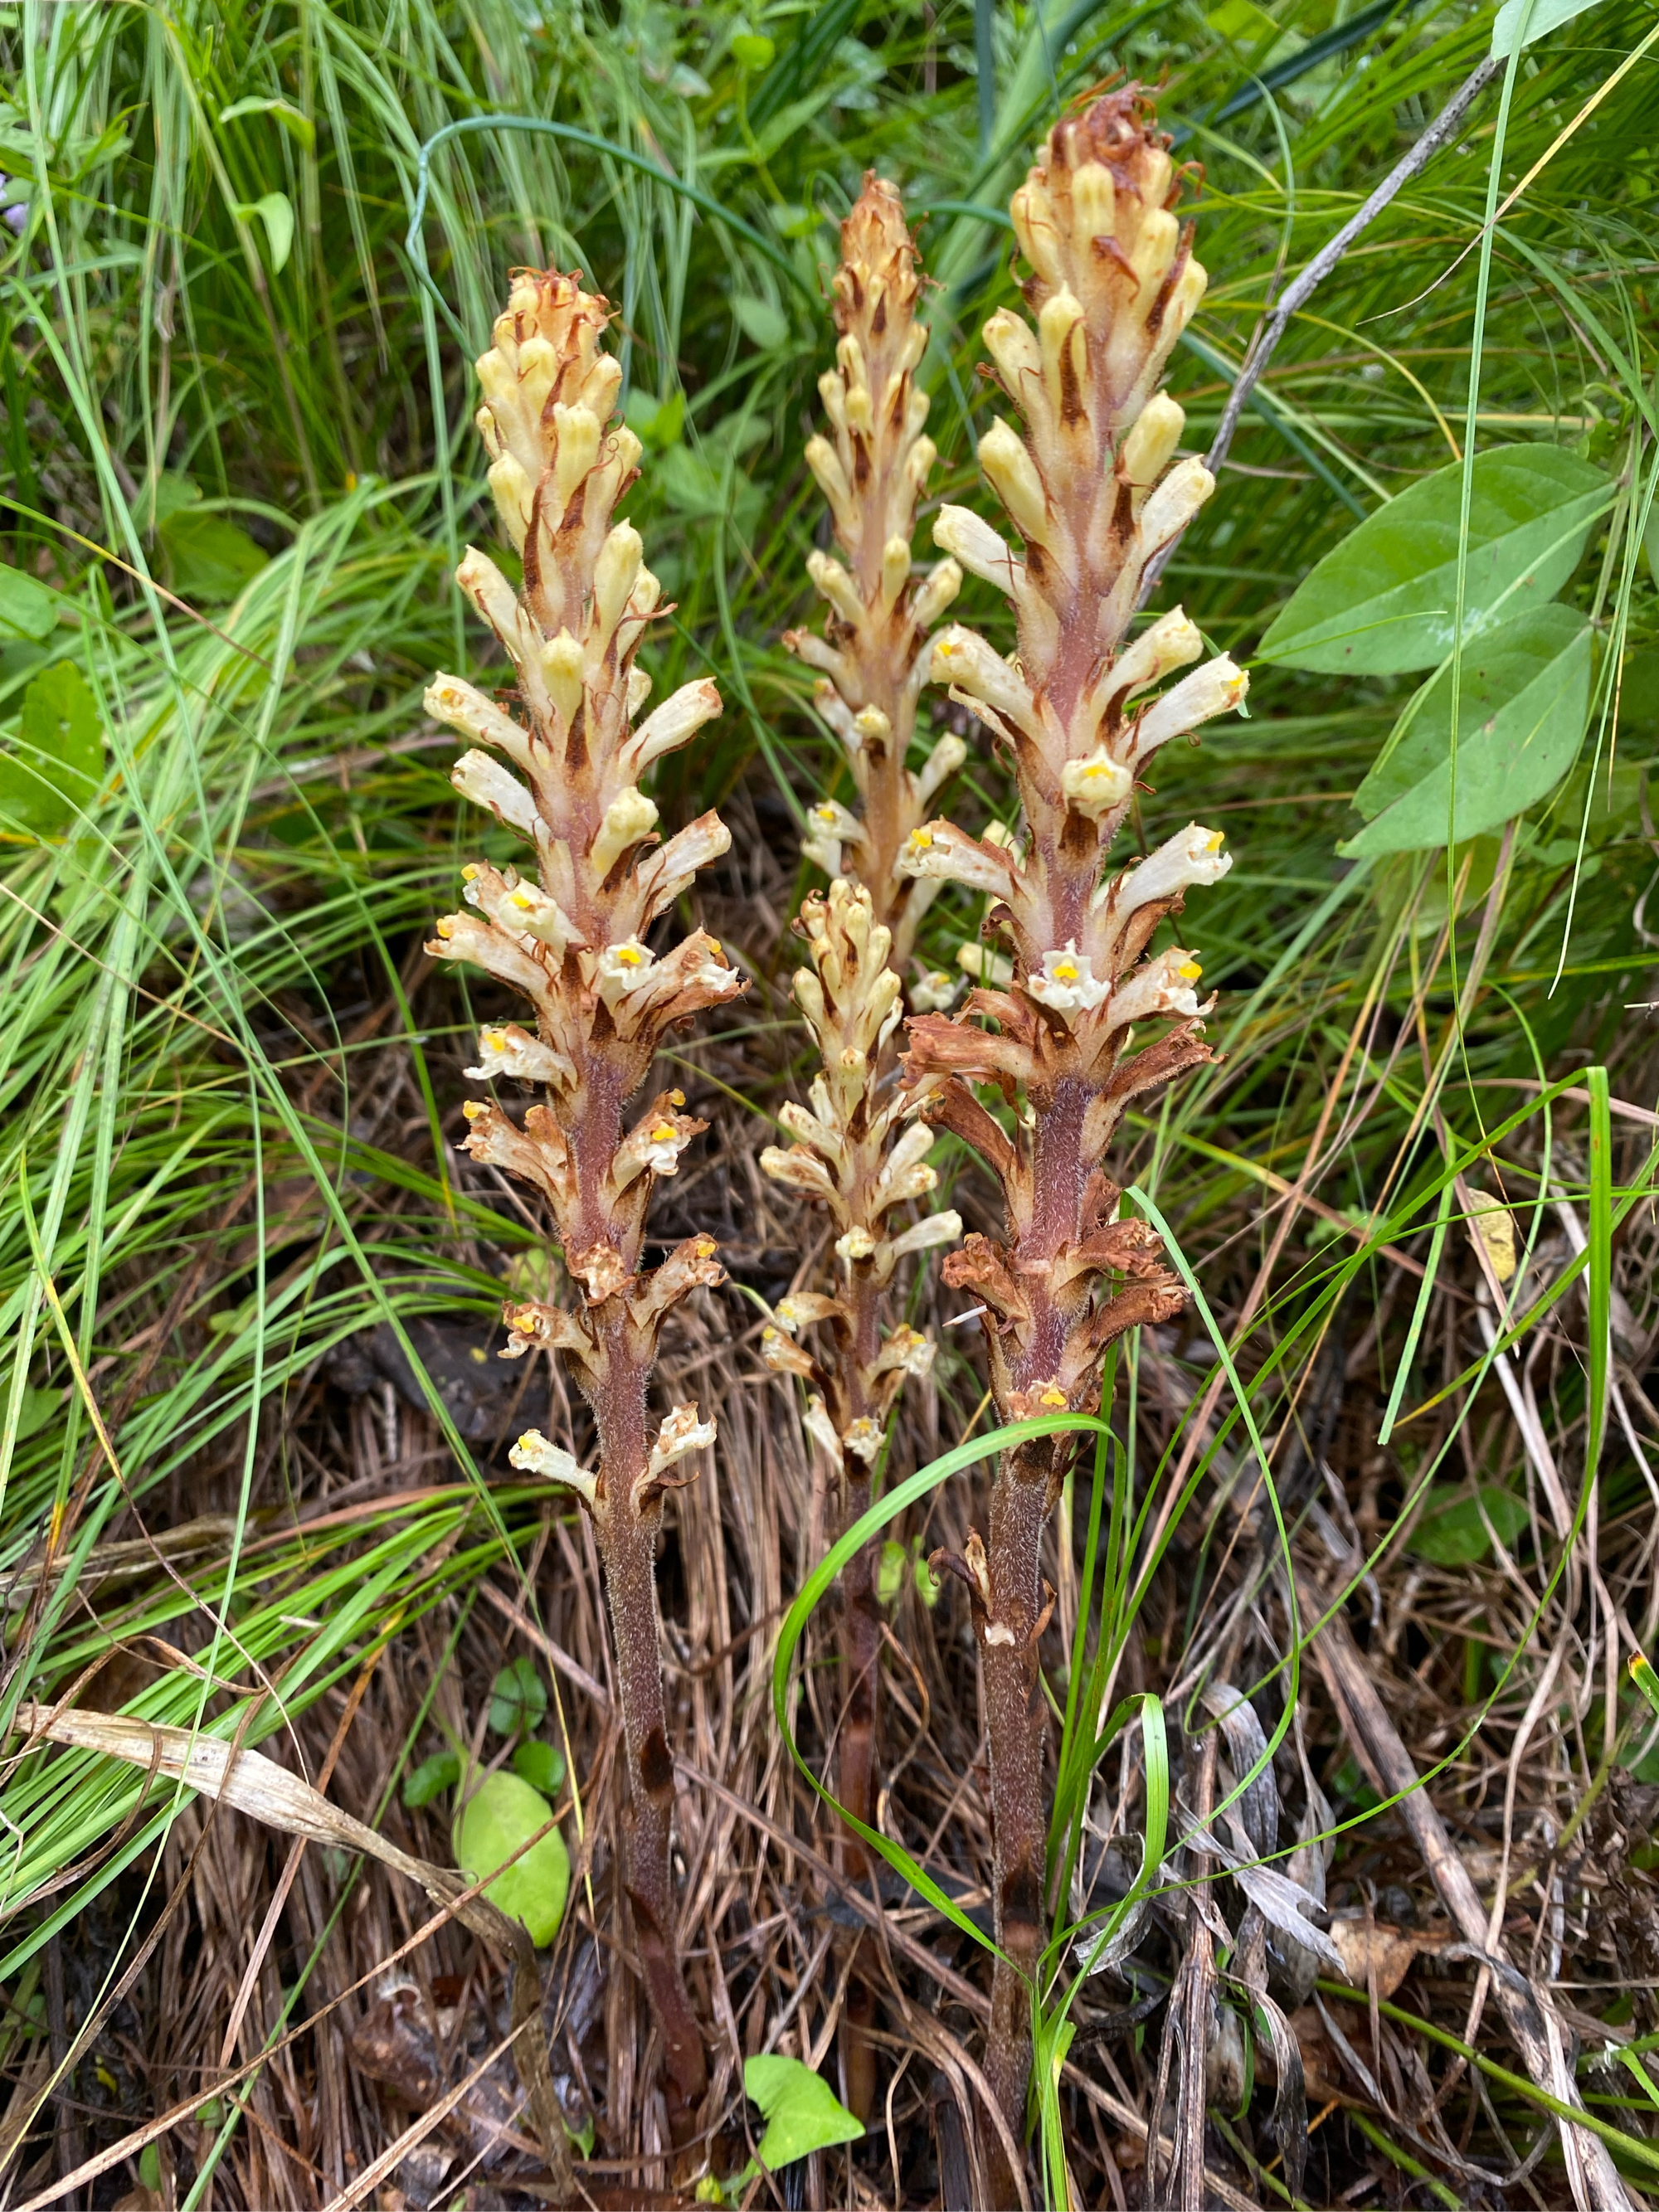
[1491, 0, 1608, 55]
[1408, 1485, 1530, 1566]
[1341, 602, 1593, 854]
[0, 660, 104, 835]
[0, 562, 58, 643]
[453, 1771, 570, 1947]
[1257, 445, 1607, 674]
[231, 189, 295, 274]
[744, 2054, 863, 2170]
[488, 1655, 547, 1738]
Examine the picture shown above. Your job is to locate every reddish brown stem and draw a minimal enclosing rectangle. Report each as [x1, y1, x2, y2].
[977, 1079, 1089, 2188]
[837, 1464, 882, 2122]
[979, 1451, 1051, 2202]
[594, 1474, 708, 2138]
[834, 1263, 885, 2122]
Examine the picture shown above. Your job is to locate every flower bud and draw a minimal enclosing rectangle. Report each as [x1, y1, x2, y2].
[979, 419, 1050, 545]
[1120, 393, 1185, 489]
[591, 786, 659, 879]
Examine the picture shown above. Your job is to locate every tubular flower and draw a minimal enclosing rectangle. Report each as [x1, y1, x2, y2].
[894, 89, 1248, 2188]
[783, 176, 965, 981]
[426, 267, 744, 2142]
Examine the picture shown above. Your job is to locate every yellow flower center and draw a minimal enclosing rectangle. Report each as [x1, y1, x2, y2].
[1202, 830, 1226, 854]
[461, 863, 480, 882]
[1039, 1388, 1068, 1407]
[462, 1100, 486, 1122]
[908, 829, 933, 853]
[1178, 961, 1202, 982]
[615, 944, 644, 967]
[1053, 962, 1079, 983]
[435, 918, 454, 938]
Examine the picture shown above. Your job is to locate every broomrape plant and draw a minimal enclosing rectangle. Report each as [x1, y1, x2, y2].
[759, 181, 964, 2117]
[424, 269, 742, 2139]
[896, 86, 1248, 2176]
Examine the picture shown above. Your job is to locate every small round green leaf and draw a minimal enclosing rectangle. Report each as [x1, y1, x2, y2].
[731, 31, 776, 70]
[402, 1750, 461, 1808]
[877, 1539, 907, 1606]
[455, 1772, 570, 1947]
[0, 661, 105, 835]
[489, 1654, 548, 1738]
[512, 1738, 567, 1795]
[1409, 1486, 1529, 1566]
[731, 294, 789, 350]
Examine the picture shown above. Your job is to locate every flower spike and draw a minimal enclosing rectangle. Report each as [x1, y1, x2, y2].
[427, 266, 742, 2143]
[895, 88, 1249, 2192]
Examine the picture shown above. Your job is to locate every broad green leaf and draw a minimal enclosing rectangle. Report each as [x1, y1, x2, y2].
[217, 95, 317, 151]
[1408, 1485, 1529, 1566]
[7, 1385, 64, 1441]
[1492, 0, 1607, 55]
[1257, 446, 1607, 673]
[0, 562, 58, 641]
[658, 444, 726, 518]
[731, 293, 789, 350]
[231, 190, 295, 274]
[511, 1738, 566, 1795]
[744, 2054, 862, 2171]
[0, 660, 105, 834]
[623, 387, 686, 450]
[159, 508, 269, 601]
[488, 1655, 547, 1737]
[401, 1750, 460, 1808]
[1622, 648, 1659, 730]
[454, 1772, 569, 1946]
[1341, 605, 1591, 854]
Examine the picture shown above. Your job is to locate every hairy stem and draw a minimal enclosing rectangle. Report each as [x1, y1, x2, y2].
[596, 1475, 708, 2132]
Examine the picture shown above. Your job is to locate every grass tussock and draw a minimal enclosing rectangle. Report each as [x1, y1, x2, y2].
[0, 0, 1657, 2204]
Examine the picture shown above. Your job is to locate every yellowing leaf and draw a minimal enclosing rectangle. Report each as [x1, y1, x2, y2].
[454, 1772, 570, 1947]
[1468, 1202, 1516, 1283]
